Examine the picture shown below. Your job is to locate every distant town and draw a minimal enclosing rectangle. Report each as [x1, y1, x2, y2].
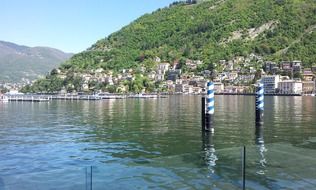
[1, 53, 316, 96]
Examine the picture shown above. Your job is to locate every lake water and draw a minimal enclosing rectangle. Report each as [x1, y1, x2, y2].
[0, 95, 315, 189]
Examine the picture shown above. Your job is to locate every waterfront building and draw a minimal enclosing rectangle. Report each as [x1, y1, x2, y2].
[235, 86, 247, 93]
[197, 80, 207, 88]
[175, 84, 183, 93]
[261, 75, 280, 93]
[302, 81, 315, 94]
[5, 90, 24, 95]
[174, 84, 194, 94]
[188, 80, 198, 87]
[278, 80, 302, 94]
[181, 79, 190, 85]
[213, 82, 224, 93]
[192, 87, 202, 94]
[228, 71, 238, 81]
[223, 86, 246, 93]
[302, 68, 315, 81]
[224, 86, 236, 93]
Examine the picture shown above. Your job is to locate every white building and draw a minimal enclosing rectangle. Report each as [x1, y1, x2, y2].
[5, 90, 24, 95]
[157, 63, 170, 74]
[278, 80, 302, 94]
[228, 72, 238, 81]
[155, 74, 164, 82]
[147, 71, 156, 80]
[214, 82, 224, 93]
[183, 84, 193, 94]
[302, 81, 315, 94]
[261, 75, 280, 93]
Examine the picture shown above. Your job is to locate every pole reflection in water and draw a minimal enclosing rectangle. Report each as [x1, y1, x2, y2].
[202, 132, 218, 175]
[255, 124, 267, 175]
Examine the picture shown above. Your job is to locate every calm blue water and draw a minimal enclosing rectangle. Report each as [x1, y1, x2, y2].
[0, 96, 315, 189]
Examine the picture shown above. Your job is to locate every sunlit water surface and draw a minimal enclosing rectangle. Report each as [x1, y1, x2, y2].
[0, 96, 315, 189]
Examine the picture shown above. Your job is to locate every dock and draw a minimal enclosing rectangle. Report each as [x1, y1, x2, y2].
[1, 93, 169, 102]
[51, 95, 102, 100]
[5, 95, 50, 102]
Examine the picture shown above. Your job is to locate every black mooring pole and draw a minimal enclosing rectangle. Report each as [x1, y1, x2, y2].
[90, 166, 93, 190]
[242, 146, 246, 190]
[202, 97, 206, 131]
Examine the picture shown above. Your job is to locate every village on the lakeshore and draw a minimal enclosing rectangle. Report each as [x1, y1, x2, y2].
[1, 54, 316, 96]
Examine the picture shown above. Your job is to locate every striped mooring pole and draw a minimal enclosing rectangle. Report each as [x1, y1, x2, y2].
[205, 81, 215, 133]
[255, 82, 264, 124]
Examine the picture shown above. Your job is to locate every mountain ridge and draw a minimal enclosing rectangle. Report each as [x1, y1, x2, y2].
[0, 40, 73, 83]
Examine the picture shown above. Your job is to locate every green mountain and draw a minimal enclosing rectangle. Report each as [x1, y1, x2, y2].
[25, 0, 316, 93]
[61, 0, 316, 72]
[0, 41, 73, 83]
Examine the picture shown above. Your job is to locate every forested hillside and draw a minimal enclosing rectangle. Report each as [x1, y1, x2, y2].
[61, 0, 316, 72]
[24, 0, 316, 93]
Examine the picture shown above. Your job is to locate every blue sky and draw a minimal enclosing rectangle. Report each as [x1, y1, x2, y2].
[0, 0, 175, 53]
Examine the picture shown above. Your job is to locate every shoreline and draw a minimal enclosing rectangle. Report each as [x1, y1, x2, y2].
[2, 93, 313, 103]
[213, 93, 303, 96]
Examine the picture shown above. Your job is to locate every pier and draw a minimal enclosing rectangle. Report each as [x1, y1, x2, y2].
[1, 93, 168, 102]
[5, 95, 50, 102]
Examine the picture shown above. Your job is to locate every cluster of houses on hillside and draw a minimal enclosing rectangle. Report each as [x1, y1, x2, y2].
[39, 58, 316, 95]
[0, 82, 25, 94]
[261, 74, 315, 95]
[1, 54, 315, 95]
[150, 58, 316, 95]
[260, 60, 316, 95]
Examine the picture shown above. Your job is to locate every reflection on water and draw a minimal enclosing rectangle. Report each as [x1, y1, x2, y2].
[255, 124, 267, 175]
[202, 132, 218, 176]
[0, 96, 316, 189]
